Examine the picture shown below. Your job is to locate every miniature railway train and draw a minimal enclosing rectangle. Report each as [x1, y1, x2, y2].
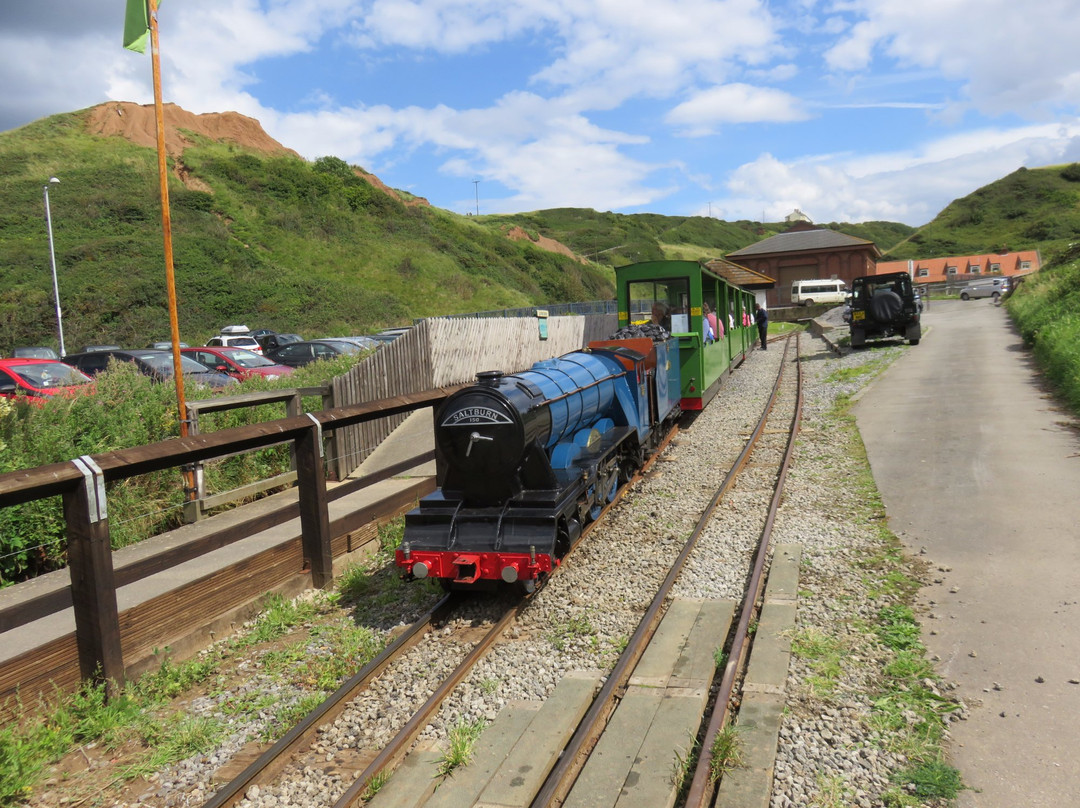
[395, 260, 761, 590]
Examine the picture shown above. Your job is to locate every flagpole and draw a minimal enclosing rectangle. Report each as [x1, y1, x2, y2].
[146, 0, 198, 511]
[146, 0, 189, 438]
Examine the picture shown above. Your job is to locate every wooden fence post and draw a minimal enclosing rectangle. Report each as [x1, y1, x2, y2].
[295, 415, 333, 588]
[322, 385, 342, 482]
[65, 457, 124, 694]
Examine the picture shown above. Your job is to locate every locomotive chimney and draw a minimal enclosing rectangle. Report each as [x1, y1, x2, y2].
[476, 370, 504, 385]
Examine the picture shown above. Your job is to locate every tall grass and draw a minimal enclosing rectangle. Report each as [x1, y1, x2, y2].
[1007, 244, 1080, 411]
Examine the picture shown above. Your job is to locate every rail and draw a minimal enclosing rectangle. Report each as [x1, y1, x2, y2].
[0, 385, 459, 695]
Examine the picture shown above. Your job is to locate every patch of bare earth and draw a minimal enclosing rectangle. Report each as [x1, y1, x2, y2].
[506, 225, 587, 264]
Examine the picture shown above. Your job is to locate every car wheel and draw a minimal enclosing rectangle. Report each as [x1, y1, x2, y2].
[804, 299, 814, 306]
[960, 292, 970, 300]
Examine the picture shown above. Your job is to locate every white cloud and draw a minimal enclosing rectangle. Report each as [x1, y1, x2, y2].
[716, 121, 1080, 225]
[825, 0, 1080, 116]
[666, 84, 809, 134]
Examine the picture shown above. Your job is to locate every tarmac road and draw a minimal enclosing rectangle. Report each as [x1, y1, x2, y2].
[853, 298, 1080, 807]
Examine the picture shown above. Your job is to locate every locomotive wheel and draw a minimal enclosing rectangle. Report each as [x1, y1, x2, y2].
[555, 520, 572, 558]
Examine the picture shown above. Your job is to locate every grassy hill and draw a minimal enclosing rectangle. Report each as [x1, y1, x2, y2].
[883, 165, 1080, 262]
[19, 103, 1047, 356]
[483, 208, 916, 267]
[0, 109, 615, 352]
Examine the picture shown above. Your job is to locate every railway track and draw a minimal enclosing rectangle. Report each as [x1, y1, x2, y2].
[193, 336, 804, 808]
[200, 428, 683, 808]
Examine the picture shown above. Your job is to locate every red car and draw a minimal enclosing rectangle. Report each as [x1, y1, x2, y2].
[180, 347, 295, 381]
[0, 358, 93, 400]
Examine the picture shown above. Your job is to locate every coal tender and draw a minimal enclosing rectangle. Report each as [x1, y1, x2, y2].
[396, 337, 680, 590]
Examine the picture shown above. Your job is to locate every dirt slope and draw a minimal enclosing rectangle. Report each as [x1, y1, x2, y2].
[506, 226, 587, 264]
[87, 102, 298, 159]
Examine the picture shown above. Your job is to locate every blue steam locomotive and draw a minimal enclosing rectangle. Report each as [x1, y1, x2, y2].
[396, 335, 680, 590]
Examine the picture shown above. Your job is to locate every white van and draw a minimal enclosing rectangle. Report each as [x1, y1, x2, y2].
[791, 279, 848, 306]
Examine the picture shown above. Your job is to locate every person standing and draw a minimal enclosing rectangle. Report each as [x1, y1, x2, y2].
[754, 303, 769, 350]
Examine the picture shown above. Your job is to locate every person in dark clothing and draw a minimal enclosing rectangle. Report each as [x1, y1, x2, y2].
[754, 303, 769, 349]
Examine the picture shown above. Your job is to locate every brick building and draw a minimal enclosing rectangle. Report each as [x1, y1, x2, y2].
[726, 221, 881, 307]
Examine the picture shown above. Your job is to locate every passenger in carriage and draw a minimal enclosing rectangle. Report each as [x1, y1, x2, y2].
[703, 302, 721, 341]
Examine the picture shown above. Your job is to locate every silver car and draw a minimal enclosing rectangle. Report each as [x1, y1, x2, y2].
[958, 277, 1010, 301]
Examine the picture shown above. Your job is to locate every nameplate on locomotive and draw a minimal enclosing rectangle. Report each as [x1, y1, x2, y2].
[443, 407, 513, 426]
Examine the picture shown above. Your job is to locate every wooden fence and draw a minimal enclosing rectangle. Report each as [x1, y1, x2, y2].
[0, 388, 455, 712]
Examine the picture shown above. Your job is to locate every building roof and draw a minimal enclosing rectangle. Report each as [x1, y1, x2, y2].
[876, 250, 1041, 279]
[704, 258, 776, 289]
[727, 227, 880, 258]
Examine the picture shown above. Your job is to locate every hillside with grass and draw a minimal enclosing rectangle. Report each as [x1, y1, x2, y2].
[1007, 242, 1080, 412]
[484, 208, 916, 267]
[883, 164, 1080, 262]
[0, 106, 615, 352]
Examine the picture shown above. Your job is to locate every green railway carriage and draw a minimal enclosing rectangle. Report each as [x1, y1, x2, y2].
[615, 260, 757, 411]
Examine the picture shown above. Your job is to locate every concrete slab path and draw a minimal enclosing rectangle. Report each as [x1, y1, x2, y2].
[854, 299, 1080, 807]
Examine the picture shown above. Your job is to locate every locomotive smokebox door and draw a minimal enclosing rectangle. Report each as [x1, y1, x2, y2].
[435, 371, 552, 504]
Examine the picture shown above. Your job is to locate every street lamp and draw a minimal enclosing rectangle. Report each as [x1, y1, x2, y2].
[42, 177, 65, 357]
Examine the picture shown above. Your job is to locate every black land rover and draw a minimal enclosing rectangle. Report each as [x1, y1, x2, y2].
[848, 272, 921, 348]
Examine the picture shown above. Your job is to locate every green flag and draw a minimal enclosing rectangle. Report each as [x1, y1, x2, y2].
[123, 0, 151, 53]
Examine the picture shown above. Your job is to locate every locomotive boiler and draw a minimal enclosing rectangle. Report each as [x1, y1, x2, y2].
[396, 337, 680, 590]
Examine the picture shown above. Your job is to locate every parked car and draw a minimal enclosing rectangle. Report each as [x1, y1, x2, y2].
[180, 347, 295, 381]
[333, 336, 381, 351]
[372, 327, 411, 344]
[11, 346, 60, 360]
[958, 277, 1010, 301]
[80, 344, 123, 353]
[257, 332, 303, 352]
[63, 349, 237, 389]
[146, 341, 190, 350]
[265, 339, 365, 368]
[206, 325, 263, 355]
[0, 358, 93, 400]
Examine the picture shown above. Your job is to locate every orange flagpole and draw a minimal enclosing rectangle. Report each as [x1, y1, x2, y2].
[147, 0, 188, 438]
[146, 0, 197, 508]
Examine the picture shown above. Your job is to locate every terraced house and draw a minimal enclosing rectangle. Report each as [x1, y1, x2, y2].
[876, 250, 1042, 287]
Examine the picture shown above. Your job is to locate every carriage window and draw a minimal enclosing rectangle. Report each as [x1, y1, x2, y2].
[627, 278, 690, 331]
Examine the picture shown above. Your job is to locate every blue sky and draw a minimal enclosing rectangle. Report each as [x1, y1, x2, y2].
[2, 0, 1080, 226]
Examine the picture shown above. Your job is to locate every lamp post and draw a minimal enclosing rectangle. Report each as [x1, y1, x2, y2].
[43, 176, 65, 357]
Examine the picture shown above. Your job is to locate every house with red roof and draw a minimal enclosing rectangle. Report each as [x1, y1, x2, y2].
[875, 250, 1041, 287]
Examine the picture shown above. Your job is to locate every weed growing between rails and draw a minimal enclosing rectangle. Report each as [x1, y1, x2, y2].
[772, 342, 965, 807]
